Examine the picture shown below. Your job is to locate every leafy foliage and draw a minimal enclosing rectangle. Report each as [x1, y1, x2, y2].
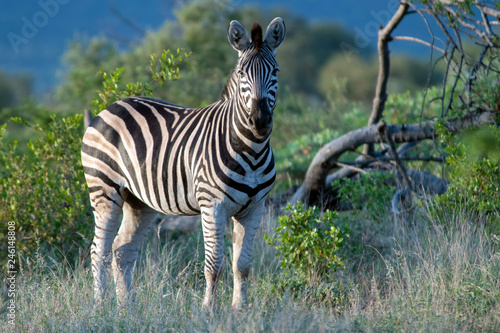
[0, 115, 91, 265]
[93, 49, 190, 112]
[274, 128, 339, 179]
[433, 125, 500, 230]
[335, 172, 395, 221]
[265, 202, 348, 283]
[318, 52, 443, 103]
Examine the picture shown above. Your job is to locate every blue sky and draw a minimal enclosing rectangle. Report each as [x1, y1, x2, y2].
[1, 0, 435, 95]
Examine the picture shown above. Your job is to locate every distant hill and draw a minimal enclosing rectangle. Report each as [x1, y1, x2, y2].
[0, 0, 432, 96]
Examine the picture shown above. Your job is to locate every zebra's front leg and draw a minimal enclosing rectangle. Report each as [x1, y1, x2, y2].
[201, 204, 227, 310]
[231, 202, 265, 311]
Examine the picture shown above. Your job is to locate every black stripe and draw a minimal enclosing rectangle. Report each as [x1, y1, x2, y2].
[83, 166, 122, 195]
[81, 143, 123, 177]
[106, 101, 151, 202]
[218, 106, 246, 176]
[89, 116, 140, 195]
[93, 192, 121, 207]
[131, 99, 165, 209]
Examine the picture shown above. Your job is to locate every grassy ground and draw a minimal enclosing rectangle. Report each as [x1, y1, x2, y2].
[2, 203, 499, 332]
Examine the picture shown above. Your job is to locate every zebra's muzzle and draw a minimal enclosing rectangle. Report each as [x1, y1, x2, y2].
[249, 98, 273, 137]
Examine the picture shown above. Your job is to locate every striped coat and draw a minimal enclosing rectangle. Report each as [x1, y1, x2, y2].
[82, 18, 285, 310]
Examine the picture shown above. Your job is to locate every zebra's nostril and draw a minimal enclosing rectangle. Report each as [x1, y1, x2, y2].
[249, 118, 255, 127]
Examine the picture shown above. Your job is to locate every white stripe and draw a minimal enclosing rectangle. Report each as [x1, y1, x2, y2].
[99, 110, 148, 204]
[83, 125, 137, 195]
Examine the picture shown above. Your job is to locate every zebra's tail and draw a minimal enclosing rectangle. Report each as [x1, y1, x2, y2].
[84, 109, 94, 129]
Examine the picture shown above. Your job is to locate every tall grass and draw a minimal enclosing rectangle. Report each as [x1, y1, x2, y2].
[2, 203, 499, 332]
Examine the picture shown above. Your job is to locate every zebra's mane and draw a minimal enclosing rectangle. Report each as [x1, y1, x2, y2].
[219, 68, 237, 101]
[251, 22, 263, 50]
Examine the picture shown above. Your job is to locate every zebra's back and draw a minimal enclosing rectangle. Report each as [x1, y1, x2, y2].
[82, 97, 204, 216]
[82, 96, 275, 218]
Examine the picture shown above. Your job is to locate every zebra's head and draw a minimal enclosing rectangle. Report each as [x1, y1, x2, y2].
[227, 17, 286, 138]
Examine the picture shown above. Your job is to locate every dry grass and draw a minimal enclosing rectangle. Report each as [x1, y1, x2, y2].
[2, 203, 499, 332]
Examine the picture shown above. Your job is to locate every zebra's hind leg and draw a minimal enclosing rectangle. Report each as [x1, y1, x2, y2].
[89, 186, 124, 306]
[112, 193, 157, 306]
[231, 202, 265, 311]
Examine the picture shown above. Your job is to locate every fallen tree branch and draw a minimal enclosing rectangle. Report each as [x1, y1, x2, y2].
[291, 110, 496, 206]
[334, 162, 366, 174]
[337, 155, 444, 166]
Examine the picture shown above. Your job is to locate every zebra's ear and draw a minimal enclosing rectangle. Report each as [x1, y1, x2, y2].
[264, 17, 286, 53]
[228, 20, 250, 54]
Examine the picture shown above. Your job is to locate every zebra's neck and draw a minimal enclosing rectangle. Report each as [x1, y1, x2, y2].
[219, 69, 238, 101]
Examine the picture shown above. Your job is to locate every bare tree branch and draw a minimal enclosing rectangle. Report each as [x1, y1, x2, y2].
[84, 109, 93, 129]
[334, 162, 367, 174]
[337, 155, 444, 166]
[288, 0, 499, 211]
[444, 52, 464, 118]
[443, 5, 495, 46]
[424, 2, 458, 49]
[380, 122, 412, 191]
[479, 5, 500, 21]
[392, 36, 445, 53]
[364, 1, 410, 156]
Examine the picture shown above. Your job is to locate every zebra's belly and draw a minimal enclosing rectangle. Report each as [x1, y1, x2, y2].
[154, 185, 200, 216]
[124, 176, 200, 216]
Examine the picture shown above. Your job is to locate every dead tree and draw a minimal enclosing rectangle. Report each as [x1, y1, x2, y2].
[291, 0, 500, 210]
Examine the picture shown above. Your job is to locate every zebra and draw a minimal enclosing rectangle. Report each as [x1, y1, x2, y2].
[81, 17, 286, 311]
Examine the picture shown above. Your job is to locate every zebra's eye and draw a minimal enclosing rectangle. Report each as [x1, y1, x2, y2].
[272, 68, 279, 76]
[238, 69, 246, 78]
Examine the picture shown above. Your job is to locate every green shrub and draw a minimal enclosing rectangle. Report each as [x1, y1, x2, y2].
[92, 48, 189, 113]
[264, 202, 348, 283]
[0, 115, 91, 265]
[274, 128, 339, 180]
[433, 125, 500, 231]
[334, 172, 395, 221]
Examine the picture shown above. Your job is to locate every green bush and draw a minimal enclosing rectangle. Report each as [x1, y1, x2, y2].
[274, 128, 339, 179]
[265, 202, 348, 283]
[433, 125, 500, 231]
[93, 48, 189, 113]
[334, 172, 395, 221]
[0, 115, 92, 265]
